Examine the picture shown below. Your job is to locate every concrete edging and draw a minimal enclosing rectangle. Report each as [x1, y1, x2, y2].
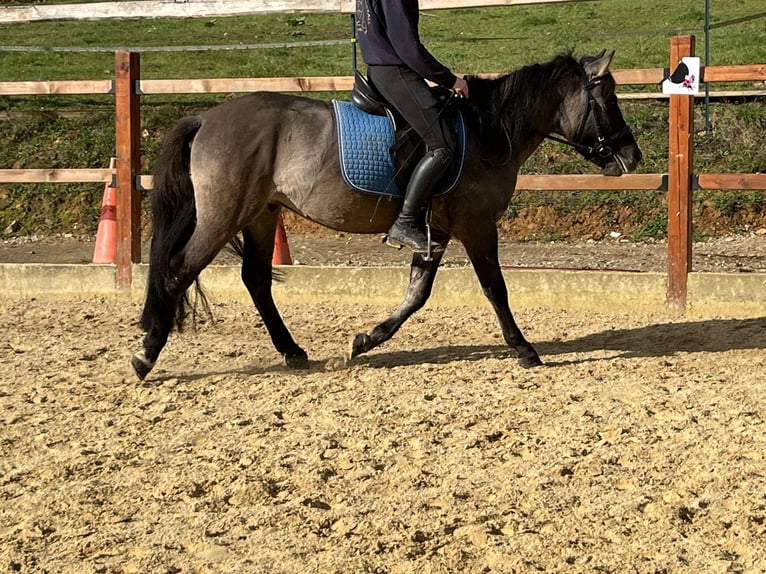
[0, 263, 763, 318]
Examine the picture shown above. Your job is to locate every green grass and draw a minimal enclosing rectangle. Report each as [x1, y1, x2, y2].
[2, 1, 765, 81]
[1, 0, 765, 237]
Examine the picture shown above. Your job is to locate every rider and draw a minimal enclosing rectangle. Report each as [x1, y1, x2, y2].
[355, 0, 470, 252]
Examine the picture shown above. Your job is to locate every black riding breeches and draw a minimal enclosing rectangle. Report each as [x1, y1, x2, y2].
[367, 65, 456, 153]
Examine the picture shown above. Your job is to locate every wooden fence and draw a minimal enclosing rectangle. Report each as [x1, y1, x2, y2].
[1, 36, 766, 308]
[0, 0, 594, 23]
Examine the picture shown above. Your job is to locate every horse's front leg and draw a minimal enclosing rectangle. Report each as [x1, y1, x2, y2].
[350, 249, 445, 359]
[462, 230, 543, 368]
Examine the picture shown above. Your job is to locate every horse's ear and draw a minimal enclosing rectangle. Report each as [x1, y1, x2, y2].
[584, 50, 615, 79]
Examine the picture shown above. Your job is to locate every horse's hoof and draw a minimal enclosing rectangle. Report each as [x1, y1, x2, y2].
[131, 351, 155, 380]
[518, 353, 544, 369]
[349, 333, 371, 360]
[284, 351, 309, 370]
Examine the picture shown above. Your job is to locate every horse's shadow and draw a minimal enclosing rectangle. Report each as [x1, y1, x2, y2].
[147, 361, 289, 384]
[356, 316, 766, 369]
[148, 317, 764, 382]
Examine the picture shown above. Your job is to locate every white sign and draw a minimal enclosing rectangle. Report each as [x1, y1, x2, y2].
[662, 57, 701, 95]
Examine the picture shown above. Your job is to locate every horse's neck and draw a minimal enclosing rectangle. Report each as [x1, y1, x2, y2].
[516, 70, 566, 141]
[506, 74, 564, 165]
[468, 67, 568, 168]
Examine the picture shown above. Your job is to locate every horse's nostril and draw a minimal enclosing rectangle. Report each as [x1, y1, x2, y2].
[602, 163, 624, 177]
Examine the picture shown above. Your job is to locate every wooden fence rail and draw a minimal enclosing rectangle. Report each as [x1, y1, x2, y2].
[1, 37, 766, 306]
[4, 64, 766, 96]
[0, 0, 594, 23]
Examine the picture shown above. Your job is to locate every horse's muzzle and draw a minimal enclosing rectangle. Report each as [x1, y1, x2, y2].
[601, 144, 642, 176]
[601, 160, 625, 177]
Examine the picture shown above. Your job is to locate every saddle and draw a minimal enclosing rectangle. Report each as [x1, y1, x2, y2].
[351, 70, 408, 132]
[331, 70, 466, 198]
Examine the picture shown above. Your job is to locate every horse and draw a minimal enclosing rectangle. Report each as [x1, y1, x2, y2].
[131, 50, 642, 380]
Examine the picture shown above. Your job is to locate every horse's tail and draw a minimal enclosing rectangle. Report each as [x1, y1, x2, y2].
[140, 115, 204, 333]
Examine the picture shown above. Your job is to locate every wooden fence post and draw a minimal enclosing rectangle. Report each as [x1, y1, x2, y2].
[667, 36, 695, 310]
[114, 51, 142, 289]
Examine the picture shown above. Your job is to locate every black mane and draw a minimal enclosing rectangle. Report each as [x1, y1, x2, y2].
[464, 53, 583, 162]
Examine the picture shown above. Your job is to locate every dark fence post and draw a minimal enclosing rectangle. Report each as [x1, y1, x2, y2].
[114, 51, 142, 290]
[667, 35, 695, 311]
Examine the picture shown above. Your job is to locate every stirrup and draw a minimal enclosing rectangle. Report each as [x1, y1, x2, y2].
[385, 222, 443, 259]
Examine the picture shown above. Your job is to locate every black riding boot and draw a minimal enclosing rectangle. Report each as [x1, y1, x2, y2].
[387, 147, 453, 251]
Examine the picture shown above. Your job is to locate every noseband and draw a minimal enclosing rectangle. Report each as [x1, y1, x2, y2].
[547, 75, 630, 163]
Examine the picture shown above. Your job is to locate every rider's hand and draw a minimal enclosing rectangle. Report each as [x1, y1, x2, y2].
[453, 76, 469, 99]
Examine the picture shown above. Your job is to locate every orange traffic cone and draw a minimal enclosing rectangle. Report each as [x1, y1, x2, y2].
[92, 158, 117, 264]
[272, 213, 292, 265]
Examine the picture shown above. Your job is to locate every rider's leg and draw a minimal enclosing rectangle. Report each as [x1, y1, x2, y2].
[387, 147, 453, 251]
[367, 65, 457, 251]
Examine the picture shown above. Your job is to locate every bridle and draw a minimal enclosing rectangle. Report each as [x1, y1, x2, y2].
[546, 75, 631, 166]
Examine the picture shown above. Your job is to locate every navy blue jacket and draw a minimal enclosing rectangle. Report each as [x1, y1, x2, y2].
[355, 0, 457, 88]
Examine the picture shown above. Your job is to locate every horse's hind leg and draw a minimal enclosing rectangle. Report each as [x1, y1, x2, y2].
[461, 228, 542, 368]
[240, 218, 308, 368]
[132, 277, 177, 380]
[350, 250, 444, 359]
[133, 224, 233, 380]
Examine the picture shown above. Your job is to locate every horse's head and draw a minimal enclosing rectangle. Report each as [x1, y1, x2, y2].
[555, 50, 642, 176]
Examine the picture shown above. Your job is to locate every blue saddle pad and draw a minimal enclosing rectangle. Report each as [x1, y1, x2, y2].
[332, 100, 467, 198]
